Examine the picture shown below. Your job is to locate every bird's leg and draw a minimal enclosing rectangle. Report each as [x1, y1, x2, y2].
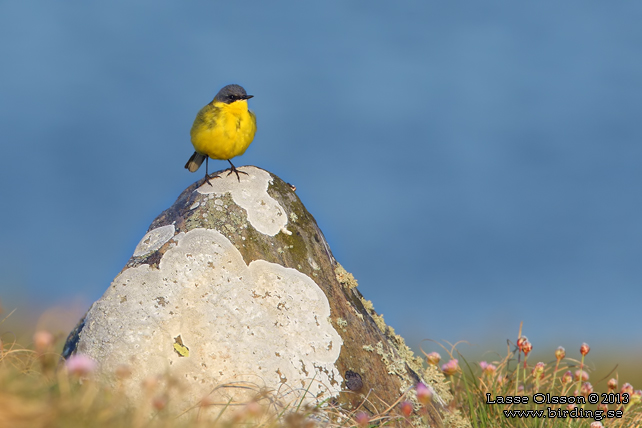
[202, 157, 220, 186]
[202, 157, 212, 186]
[227, 160, 249, 182]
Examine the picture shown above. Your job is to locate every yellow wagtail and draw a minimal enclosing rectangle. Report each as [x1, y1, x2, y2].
[184, 84, 257, 184]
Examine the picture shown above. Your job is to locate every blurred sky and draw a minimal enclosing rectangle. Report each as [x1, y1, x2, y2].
[1, 2, 641, 358]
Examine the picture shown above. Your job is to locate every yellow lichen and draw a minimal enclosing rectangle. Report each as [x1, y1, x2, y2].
[358, 296, 389, 333]
[372, 313, 387, 334]
[334, 264, 358, 289]
[443, 412, 473, 428]
[386, 328, 424, 375]
[360, 297, 374, 312]
[423, 364, 453, 404]
[422, 365, 472, 428]
[334, 266, 469, 427]
[352, 306, 364, 320]
[374, 341, 407, 377]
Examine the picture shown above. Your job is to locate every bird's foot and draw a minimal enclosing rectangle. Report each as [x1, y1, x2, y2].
[227, 165, 249, 182]
[202, 173, 221, 186]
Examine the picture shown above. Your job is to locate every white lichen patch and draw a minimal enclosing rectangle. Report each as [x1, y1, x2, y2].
[196, 166, 287, 236]
[308, 258, 320, 271]
[77, 228, 343, 412]
[133, 225, 175, 257]
[280, 227, 292, 236]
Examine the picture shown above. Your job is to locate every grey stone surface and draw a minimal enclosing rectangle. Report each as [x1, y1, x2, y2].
[64, 166, 460, 426]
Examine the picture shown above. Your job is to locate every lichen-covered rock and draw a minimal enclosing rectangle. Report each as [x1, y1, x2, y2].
[63, 166, 465, 426]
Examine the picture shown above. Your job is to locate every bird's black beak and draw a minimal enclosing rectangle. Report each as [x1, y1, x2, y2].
[243, 95, 254, 100]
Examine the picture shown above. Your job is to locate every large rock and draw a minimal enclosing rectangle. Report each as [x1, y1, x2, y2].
[63, 166, 465, 426]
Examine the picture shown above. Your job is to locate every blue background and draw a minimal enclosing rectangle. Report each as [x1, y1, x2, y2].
[1, 2, 641, 361]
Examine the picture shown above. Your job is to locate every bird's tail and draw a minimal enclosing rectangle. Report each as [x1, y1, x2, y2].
[185, 152, 207, 172]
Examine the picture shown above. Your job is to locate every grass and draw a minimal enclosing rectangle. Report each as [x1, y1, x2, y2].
[0, 329, 407, 427]
[1, 314, 640, 427]
[425, 323, 642, 428]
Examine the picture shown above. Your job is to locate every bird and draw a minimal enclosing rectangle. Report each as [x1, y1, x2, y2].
[184, 84, 257, 184]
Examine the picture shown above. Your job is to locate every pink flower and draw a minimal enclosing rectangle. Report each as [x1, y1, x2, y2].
[400, 401, 413, 417]
[152, 395, 167, 411]
[561, 371, 573, 384]
[574, 370, 589, 382]
[65, 354, 97, 377]
[607, 378, 618, 391]
[480, 361, 497, 376]
[580, 342, 590, 356]
[620, 383, 633, 396]
[555, 346, 565, 361]
[532, 362, 545, 379]
[426, 351, 441, 366]
[590, 422, 603, 428]
[441, 359, 459, 376]
[245, 401, 262, 417]
[33, 331, 54, 353]
[580, 382, 594, 396]
[416, 382, 433, 405]
[355, 411, 369, 427]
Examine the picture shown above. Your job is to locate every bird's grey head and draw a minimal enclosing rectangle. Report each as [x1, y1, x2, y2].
[214, 84, 254, 104]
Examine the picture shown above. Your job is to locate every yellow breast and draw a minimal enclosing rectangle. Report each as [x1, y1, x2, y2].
[190, 100, 257, 160]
